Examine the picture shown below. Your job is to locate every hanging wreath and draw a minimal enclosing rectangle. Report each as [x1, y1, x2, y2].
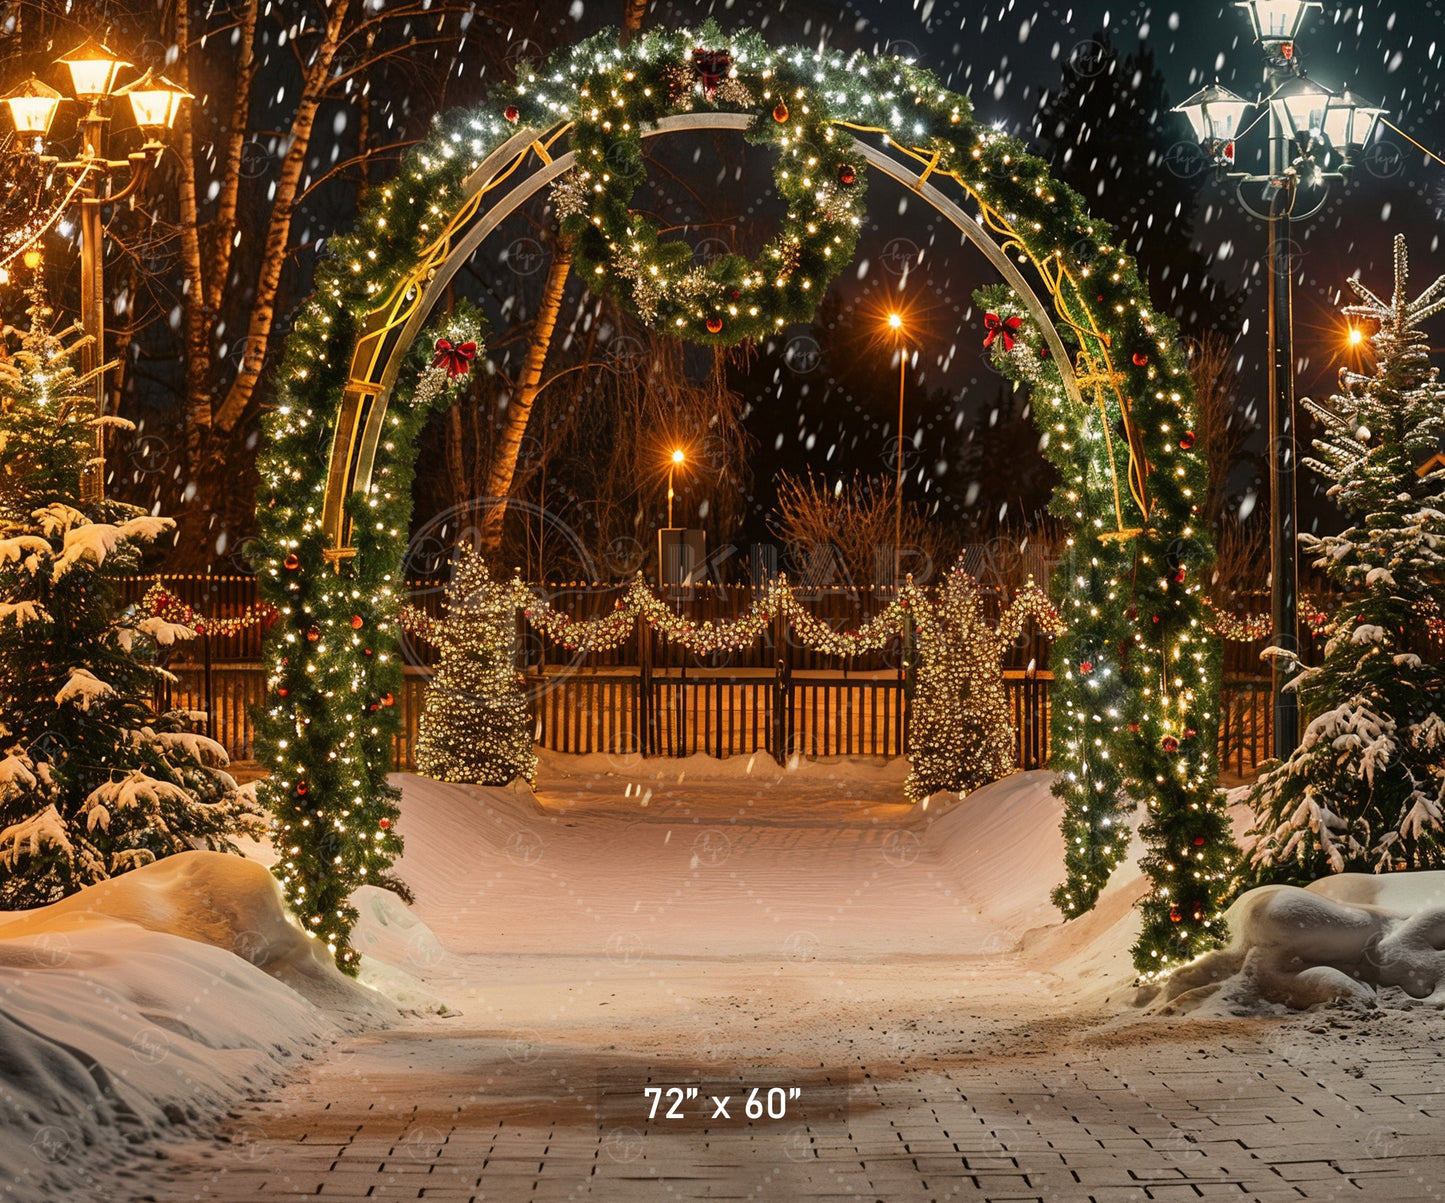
[549, 34, 867, 345]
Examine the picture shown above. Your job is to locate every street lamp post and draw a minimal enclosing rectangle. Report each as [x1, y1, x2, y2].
[667, 447, 685, 528]
[1172, 0, 1383, 759]
[887, 312, 906, 587]
[1, 42, 191, 505]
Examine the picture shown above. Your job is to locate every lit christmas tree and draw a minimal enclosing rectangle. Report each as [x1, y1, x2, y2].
[1247, 236, 1445, 882]
[904, 563, 1015, 803]
[414, 548, 536, 786]
[0, 285, 262, 908]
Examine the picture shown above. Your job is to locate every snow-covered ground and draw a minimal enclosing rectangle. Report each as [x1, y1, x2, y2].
[4, 753, 1443, 1200]
[0, 852, 391, 1202]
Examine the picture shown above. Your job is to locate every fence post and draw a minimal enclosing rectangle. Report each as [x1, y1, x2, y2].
[639, 614, 652, 758]
[771, 602, 789, 765]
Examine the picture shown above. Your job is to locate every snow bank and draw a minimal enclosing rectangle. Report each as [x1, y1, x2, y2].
[0, 852, 394, 1202]
[1157, 871, 1445, 1013]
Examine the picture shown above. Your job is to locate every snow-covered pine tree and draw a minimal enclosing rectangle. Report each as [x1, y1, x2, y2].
[1247, 236, 1445, 883]
[0, 285, 264, 908]
[904, 562, 1016, 803]
[414, 548, 536, 786]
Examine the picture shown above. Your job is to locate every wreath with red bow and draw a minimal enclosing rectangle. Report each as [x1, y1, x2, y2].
[432, 337, 477, 377]
[982, 311, 1023, 351]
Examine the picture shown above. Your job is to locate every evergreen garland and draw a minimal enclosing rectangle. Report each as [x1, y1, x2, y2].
[254, 306, 483, 972]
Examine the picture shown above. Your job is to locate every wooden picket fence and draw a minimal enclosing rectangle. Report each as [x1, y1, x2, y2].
[137, 574, 1284, 776]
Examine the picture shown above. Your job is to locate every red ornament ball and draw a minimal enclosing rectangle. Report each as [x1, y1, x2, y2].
[837, 163, 857, 186]
[1172, 566, 1187, 584]
[1192, 835, 1206, 846]
[1169, 905, 1183, 923]
[351, 615, 364, 630]
[1179, 430, 1196, 450]
[379, 818, 391, 830]
[1079, 660, 1093, 675]
[1132, 352, 1149, 367]
[705, 315, 724, 334]
[1161, 735, 1180, 753]
[772, 99, 789, 122]
[295, 781, 308, 797]
[277, 687, 289, 698]
[381, 692, 395, 707]
[306, 625, 321, 643]
[363, 648, 373, 657]
[283, 553, 300, 571]
[504, 104, 519, 123]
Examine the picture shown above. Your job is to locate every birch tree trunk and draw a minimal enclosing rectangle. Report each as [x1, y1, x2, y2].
[476, 1, 647, 555]
[210, 0, 356, 438]
[478, 247, 572, 551]
[173, 0, 211, 469]
[203, 0, 262, 318]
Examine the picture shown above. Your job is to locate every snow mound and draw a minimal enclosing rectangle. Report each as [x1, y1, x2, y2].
[0, 852, 387, 1017]
[351, 884, 455, 1014]
[0, 852, 395, 1202]
[1157, 871, 1445, 1013]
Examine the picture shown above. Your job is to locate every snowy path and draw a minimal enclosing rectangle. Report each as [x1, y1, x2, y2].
[117, 1006, 1445, 1202]
[83, 762, 1445, 1200]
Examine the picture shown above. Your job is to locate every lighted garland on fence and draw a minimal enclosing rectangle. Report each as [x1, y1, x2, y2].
[142, 583, 279, 639]
[398, 572, 1061, 661]
[256, 19, 1232, 975]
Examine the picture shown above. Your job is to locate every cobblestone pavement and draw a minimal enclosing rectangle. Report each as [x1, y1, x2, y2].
[112, 1002, 1445, 1202]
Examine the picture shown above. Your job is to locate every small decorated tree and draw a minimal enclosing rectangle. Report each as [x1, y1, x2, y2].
[0, 285, 263, 908]
[904, 563, 1016, 803]
[414, 548, 536, 786]
[1247, 236, 1445, 883]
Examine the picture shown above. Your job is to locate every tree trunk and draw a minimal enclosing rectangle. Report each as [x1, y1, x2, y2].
[173, 0, 212, 470]
[479, 245, 571, 552]
[203, 0, 261, 317]
[210, 0, 355, 438]
[619, 0, 648, 44]
[477, 1, 645, 556]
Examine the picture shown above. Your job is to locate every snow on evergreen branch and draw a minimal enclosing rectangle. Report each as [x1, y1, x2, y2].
[55, 668, 116, 710]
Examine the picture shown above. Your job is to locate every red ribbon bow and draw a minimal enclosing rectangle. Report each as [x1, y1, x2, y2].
[432, 337, 477, 377]
[982, 312, 1022, 351]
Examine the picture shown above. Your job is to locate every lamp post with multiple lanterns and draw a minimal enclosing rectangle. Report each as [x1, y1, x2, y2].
[1, 39, 191, 504]
[1171, 0, 1384, 758]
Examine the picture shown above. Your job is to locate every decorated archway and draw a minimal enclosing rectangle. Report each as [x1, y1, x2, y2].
[254, 24, 1235, 978]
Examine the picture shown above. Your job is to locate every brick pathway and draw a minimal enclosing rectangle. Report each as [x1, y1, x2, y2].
[112, 1006, 1445, 1202]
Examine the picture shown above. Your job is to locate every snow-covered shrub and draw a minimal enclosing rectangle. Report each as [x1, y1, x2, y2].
[0, 286, 265, 908]
[1247, 238, 1445, 884]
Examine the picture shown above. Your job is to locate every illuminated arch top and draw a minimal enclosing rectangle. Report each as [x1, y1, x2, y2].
[253, 23, 1235, 977]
